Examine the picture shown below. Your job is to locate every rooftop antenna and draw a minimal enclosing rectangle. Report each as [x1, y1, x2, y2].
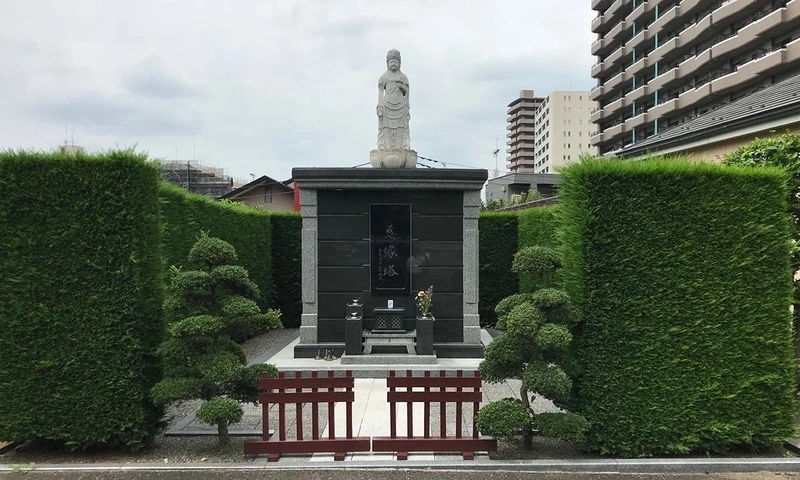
[492, 138, 500, 178]
[70, 128, 76, 146]
[64, 116, 69, 145]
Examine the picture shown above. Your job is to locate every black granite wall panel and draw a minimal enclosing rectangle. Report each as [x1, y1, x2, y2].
[316, 189, 464, 342]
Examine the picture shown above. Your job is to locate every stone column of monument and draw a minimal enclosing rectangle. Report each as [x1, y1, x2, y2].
[370, 49, 418, 168]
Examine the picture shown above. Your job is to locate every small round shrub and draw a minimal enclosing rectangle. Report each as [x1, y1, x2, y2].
[536, 412, 589, 442]
[196, 398, 244, 426]
[523, 362, 572, 407]
[189, 234, 238, 268]
[505, 302, 544, 338]
[536, 323, 572, 351]
[476, 398, 534, 439]
[512, 246, 562, 275]
[479, 334, 527, 382]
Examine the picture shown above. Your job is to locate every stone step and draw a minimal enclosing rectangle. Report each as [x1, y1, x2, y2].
[340, 354, 438, 365]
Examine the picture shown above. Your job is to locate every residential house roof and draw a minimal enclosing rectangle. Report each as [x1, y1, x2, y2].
[218, 175, 294, 200]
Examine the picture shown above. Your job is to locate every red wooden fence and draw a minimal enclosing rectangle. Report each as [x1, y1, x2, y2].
[243, 370, 370, 461]
[372, 370, 497, 460]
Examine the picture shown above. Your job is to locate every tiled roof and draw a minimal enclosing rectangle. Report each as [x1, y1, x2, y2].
[618, 72, 800, 157]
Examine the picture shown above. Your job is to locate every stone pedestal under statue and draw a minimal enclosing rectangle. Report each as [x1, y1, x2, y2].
[292, 168, 487, 358]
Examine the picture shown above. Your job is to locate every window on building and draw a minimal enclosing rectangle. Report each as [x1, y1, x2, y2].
[264, 187, 273, 203]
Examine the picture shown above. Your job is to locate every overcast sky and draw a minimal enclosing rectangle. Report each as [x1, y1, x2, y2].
[0, 0, 596, 183]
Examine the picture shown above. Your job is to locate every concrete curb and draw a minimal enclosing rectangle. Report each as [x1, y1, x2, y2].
[3, 457, 800, 474]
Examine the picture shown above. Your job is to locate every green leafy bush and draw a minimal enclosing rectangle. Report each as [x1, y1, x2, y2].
[159, 183, 274, 321]
[560, 157, 796, 456]
[153, 234, 280, 447]
[479, 212, 519, 327]
[476, 398, 533, 438]
[0, 149, 164, 449]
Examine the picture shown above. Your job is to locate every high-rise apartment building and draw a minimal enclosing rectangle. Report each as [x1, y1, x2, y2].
[507, 90, 598, 173]
[532, 91, 598, 173]
[590, 0, 800, 156]
[507, 90, 544, 172]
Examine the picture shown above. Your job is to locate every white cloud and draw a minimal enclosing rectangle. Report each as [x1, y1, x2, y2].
[0, 0, 596, 182]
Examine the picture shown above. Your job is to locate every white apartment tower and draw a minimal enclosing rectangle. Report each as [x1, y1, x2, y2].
[507, 90, 598, 174]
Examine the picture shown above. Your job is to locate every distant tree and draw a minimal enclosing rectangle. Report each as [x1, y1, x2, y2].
[151, 233, 281, 447]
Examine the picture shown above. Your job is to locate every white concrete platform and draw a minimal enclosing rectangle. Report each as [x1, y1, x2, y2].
[265, 337, 486, 377]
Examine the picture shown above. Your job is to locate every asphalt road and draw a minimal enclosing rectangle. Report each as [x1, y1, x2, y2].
[2, 470, 800, 480]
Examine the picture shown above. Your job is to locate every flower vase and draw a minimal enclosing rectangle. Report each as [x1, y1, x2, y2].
[416, 312, 434, 355]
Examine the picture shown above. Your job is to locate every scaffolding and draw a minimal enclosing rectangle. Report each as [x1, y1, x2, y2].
[159, 160, 235, 198]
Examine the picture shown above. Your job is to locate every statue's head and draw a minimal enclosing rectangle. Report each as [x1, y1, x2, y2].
[386, 49, 401, 71]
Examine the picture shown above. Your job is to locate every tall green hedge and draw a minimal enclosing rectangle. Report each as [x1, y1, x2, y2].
[269, 212, 301, 327]
[478, 212, 519, 327]
[517, 205, 561, 292]
[159, 183, 274, 315]
[561, 158, 795, 456]
[0, 150, 164, 448]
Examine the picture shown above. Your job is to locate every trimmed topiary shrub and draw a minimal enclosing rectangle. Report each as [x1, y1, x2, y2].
[159, 183, 274, 317]
[0, 149, 164, 449]
[269, 212, 301, 328]
[517, 205, 561, 292]
[561, 157, 796, 456]
[478, 246, 585, 449]
[153, 233, 280, 447]
[479, 212, 519, 327]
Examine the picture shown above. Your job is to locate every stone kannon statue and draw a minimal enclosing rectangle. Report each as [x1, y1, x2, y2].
[370, 49, 418, 168]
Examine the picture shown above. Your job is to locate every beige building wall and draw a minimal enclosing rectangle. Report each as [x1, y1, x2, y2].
[534, 91, 598, 173]
[234, 184, 295, 212]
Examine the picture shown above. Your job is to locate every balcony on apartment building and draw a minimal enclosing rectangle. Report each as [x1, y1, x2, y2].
[624, 84, 650, 105]
[711, 31, 754, 59]
[627, 27, 649, 51]
[605, 96, 626, 115]
[590, 83, 604, 101]
[601, 72, 626, 98]
[788, 37, 800, 62]
[592, 14, 608, 34]
[648, 66, 679, 91]
[712, 0, 758, 26]
[590, 131, 605, 145]
[604, 122, 626, 140]
[678, 48, 712, 78]
[590, 107, 605, 123]
[607, 19, 628, 45]
[627, 1, 649, 24]
[606, 0, 627, 22]
[649, 36, 679, 64]
[677, 13, 713, 47]
[592, 0, 615, 11]
[648, 98, 679, 117]
[649, 4, 681, 32]
[606, 46, 628, 67]
[678, 83, 712, 108]
[731, 48, 787, 84]
[591, 61, 605, 77]
[624, 111, 649, 130]
[508, 134, 536, 146]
